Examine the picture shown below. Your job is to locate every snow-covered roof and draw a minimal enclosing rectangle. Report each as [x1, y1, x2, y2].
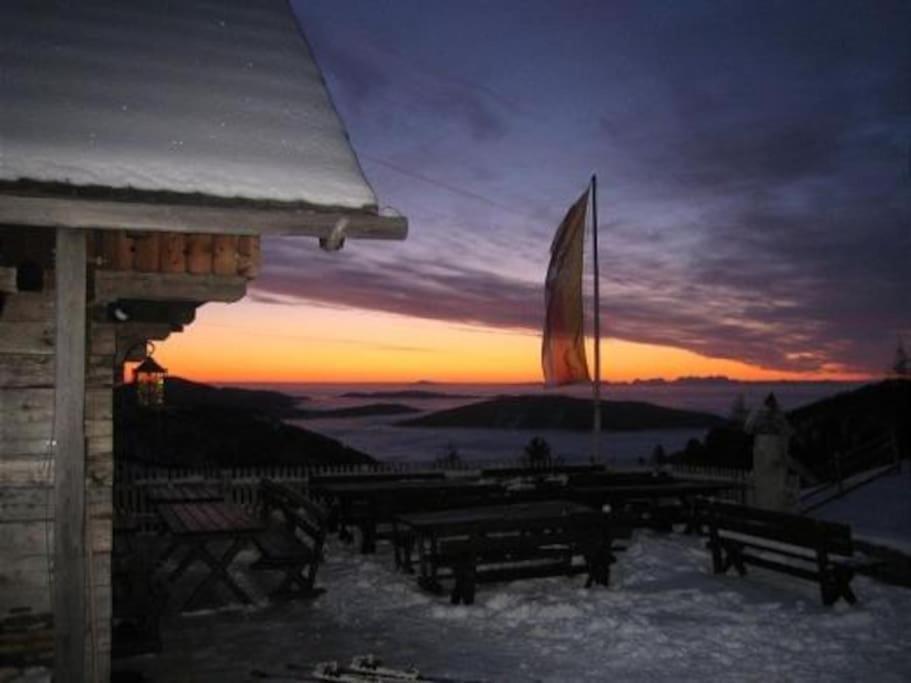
[0, 0, 378, 211]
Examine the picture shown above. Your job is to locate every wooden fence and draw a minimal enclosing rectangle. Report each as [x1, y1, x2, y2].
[113, 458, 753, 524]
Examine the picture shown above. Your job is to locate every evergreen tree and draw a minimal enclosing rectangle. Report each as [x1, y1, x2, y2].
[729, 393, 749, 426]
[524, 436, 552, 466]
[892, 337, 909, 377]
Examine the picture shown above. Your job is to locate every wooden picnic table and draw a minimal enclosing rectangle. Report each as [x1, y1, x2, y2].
[568, 480, 746, 531]
[157, 501, 264, 612]
[144, 482, 223, 504]
[315, 479, 505, 553]
[394, 500, 603, 597]
[480, 464, 606, 480]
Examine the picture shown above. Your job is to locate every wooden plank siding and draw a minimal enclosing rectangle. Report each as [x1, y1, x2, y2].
[0, 284, 56, 672]
[0, 266, 16, 293]
[86, 321, 114, 683]
[0, 228, 255, 679]
[0, 283, 114, 679]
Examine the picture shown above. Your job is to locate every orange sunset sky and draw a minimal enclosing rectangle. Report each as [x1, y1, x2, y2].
[155, 299, 869, 385]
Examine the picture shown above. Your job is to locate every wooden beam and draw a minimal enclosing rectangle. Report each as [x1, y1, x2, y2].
[236, 236, 260, 279]
[212, 235, 238, 275]
[52, 228, 87, 682]
[95, 271, 246, 304]
[105, 300, 197, 327]
[160, 233, 186, 273]
[0, 194, 408, 240]
[131, 232, 160, 272]
[186, 234, 213, 275]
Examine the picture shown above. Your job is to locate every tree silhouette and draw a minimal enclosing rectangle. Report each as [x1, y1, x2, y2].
[524, 436, 552, 467]
[729, 393, 749, 426]
[436, 442, 463, 469]
[892, 337, 909, 377]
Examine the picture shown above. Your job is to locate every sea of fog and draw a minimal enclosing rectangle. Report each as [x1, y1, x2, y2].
[231, 381, 863, 466]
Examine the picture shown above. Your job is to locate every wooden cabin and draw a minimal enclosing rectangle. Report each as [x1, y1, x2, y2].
[0, 2, 406, 680]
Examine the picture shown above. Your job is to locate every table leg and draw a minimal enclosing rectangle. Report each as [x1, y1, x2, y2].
[181, 537, 252, 611]
[359, 499, 379, 554]
[360, 519, 377, 554]
[416, 533, 442, 594]
[338, 498, 353, 543]
[682, 496, 700, 534]
[165, 542, 199, 584]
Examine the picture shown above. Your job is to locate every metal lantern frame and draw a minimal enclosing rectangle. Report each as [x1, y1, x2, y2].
[132, 343, 167, 408]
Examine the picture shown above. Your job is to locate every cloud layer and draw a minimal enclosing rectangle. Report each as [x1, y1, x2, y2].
[276, 0, 910, 375]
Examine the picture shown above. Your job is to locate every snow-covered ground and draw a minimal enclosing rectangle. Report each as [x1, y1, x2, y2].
[119, 531, 911, 682]
[810, 462, 911, 552]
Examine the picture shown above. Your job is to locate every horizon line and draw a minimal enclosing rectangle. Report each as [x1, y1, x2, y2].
[191, 375, 873, 386]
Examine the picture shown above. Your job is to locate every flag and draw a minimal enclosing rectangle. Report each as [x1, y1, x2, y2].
[542, 188, 591, 385]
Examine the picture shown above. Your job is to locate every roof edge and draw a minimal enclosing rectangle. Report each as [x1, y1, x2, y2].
[0, 182, 407, 240]
[0, 179, 380, 215]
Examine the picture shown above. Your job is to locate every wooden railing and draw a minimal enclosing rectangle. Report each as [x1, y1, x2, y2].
[113, 458, 753, 522]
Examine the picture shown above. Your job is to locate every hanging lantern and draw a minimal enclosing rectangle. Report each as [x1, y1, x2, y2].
[133, 355, 167, 408]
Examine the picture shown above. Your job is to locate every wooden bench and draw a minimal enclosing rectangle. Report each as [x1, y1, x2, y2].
[252, 480, 327, 599]
[696, 498, 872, 606]
[395, 502, 620, 605]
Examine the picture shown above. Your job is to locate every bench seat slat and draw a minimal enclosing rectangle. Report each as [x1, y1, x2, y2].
[737, 551, 822, 582]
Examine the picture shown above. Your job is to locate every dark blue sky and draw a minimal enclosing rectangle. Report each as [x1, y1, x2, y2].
[257, 0, 910, 375]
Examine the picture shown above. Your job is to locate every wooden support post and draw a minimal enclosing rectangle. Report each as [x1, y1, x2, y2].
[53, 228, 88, 682]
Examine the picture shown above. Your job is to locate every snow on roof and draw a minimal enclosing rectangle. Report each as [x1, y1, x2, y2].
[0, 0, 378, 210]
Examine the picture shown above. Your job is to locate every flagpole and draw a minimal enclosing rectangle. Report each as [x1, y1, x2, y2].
[591, 174, 602, 464]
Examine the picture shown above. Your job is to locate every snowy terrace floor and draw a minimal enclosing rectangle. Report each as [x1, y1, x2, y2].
[115, 530, 911, 682]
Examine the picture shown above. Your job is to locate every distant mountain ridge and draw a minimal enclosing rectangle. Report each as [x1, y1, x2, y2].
[295, 403, 420, 419]
[341, 390, 477, 400]
[620, 376, 858, 387]
[173, 377, 305, 414]
[398, 394, 724, 431]
[116, 377, 373, 467]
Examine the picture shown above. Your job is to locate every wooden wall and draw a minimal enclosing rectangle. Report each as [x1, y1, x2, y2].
[1, 226, 255, 679]
[0, 274, 114, 679]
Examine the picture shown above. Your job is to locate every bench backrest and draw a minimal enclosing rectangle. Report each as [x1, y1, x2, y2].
[260, 479, 327, 546]
[696, 498, 854, 557]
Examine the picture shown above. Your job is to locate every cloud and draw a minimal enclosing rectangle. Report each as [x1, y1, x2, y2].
[299, 12, 509, 143]
[274, 0, 910, 377]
